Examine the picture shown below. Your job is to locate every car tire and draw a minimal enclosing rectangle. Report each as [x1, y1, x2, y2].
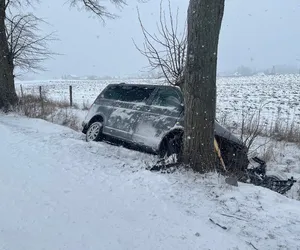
[86, 121, 103, 142]
[159, 134, 182, 163]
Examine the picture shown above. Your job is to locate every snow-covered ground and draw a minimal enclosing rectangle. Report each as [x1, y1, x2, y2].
[16, 74, 300, 127]
[1, 114, 300, 250]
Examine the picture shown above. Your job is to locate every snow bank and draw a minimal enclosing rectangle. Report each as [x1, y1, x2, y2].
[1, 114, 300, 250]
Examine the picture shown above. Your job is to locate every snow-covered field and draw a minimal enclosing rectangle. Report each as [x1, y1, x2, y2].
[16, 74, 300, 127]
[1, 114, 300, 250]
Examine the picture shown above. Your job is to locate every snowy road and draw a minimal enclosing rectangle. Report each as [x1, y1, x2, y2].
[1, 114, 300, 250]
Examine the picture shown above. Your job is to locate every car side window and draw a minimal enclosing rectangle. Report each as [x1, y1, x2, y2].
[151, 88, 183, 109]
[102, 85, 155, 103]
[102, 86, 123, 101]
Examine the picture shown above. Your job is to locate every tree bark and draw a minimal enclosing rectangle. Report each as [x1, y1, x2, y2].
[0, 0, 17, 110]
[183, 0, 225, 172]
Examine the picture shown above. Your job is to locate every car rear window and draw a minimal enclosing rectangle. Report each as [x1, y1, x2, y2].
[102, 85, 155, 103]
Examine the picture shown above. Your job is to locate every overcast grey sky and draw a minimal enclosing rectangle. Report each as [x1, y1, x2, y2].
[24, 0, 300, 79]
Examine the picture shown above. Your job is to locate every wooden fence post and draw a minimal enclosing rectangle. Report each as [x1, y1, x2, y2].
[39, 86, 44, 116]
[20, 84, 24, 98]
[39, 86, 42, 99]
[69, 85, 73, 107]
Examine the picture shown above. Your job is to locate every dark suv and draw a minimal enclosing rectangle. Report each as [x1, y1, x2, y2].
[82, 83, 249, 170]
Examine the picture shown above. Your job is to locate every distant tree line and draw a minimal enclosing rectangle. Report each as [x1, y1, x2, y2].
[228, 64, 300, 77]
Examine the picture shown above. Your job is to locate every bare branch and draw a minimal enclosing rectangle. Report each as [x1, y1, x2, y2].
[69, 0, 126, 21]
[5, 0, 38, 11]
[5, 12, 59, 74]
[134, 0, 186, 88]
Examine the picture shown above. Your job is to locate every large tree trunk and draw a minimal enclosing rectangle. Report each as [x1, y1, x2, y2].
[0, 0, 17, 110]
[183, 0, 225, 172]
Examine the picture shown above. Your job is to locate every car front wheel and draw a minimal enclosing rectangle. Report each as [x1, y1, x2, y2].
[86, 121, 103, 142]
[159, 134, 182, 164]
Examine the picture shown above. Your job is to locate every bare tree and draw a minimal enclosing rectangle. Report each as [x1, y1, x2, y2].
[134, 0, 186, 87]
[0, 0, 41, 109]
[183, 0, 225, 172]
[0, 0, 128, 110]
[5, 13, 57, 75]
[0, 0, 17, 109]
